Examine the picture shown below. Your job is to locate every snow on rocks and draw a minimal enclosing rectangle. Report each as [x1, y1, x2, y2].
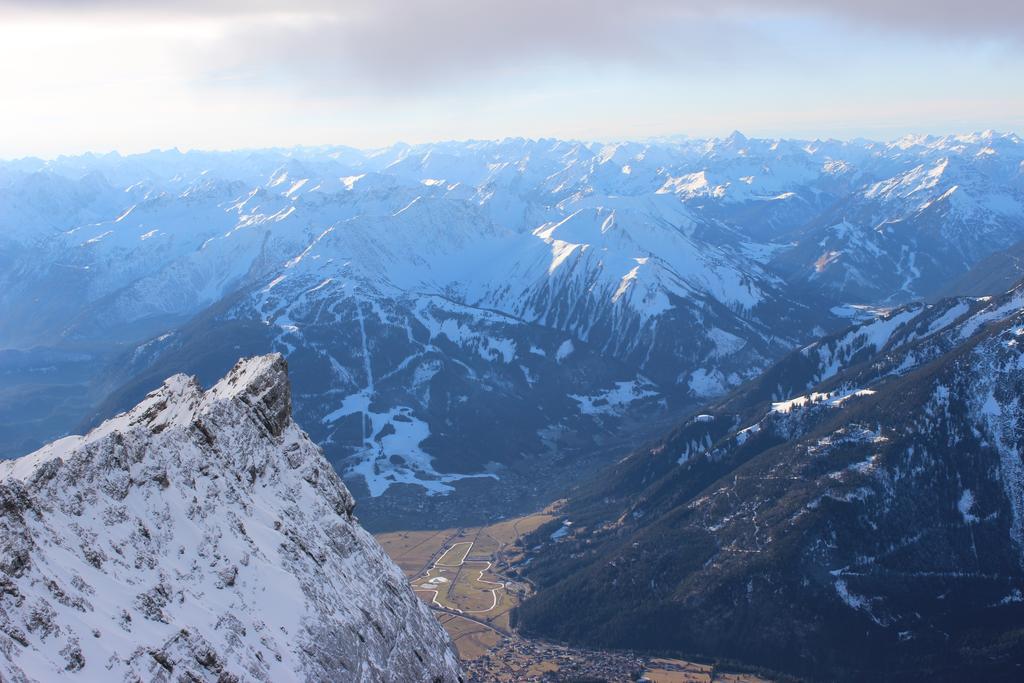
[568, 379, 659, 416]
[0, 354, 462, 683]
[771, 388, 876, 414]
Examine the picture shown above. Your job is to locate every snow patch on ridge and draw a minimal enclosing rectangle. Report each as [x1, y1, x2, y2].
[569, 380, 658, 416]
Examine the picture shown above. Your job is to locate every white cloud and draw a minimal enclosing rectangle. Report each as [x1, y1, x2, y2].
[0, 1, 1020, 156]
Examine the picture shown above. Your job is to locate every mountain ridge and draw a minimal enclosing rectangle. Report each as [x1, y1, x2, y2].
[0, 354, 462, 682]
[2, 131, 1022, 529]
[515, 280, 1024, 681]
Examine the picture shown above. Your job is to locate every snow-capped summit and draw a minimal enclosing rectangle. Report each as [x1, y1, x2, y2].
[3, 132, 1023, 527]
[0, 354, 461, 682]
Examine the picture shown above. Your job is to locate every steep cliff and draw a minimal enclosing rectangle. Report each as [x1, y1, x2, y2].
[0, 354, 461, 682]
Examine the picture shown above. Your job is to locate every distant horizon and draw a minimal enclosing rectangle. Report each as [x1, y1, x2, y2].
[2, 128, 1021, 163]
[2, 1, 1022, 159]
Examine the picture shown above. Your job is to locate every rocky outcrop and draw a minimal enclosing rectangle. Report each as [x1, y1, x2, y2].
[0, 354, 462, 682]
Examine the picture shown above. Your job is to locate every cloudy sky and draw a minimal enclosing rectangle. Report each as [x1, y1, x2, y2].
[1, 0, 1021, 156]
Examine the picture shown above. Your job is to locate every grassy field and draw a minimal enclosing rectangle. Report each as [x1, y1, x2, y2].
[436, 541, 474, 566]
[375, 512, 554, 582]
[374, 528, 458, 576]
[375, 511, 554, 660]
[643, 658, 714, 683]
[436, 612, 502, 660]
[641, 658, 773, 683]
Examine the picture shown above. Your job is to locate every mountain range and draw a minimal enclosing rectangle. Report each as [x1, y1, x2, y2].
[3, 131, 1024, 681]
[1, 131, 1022, 532]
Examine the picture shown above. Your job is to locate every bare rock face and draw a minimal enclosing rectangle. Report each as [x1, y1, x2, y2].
[0, 354, 462, 682]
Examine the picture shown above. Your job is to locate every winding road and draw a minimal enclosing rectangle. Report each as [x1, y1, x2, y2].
[412, 540, 507, 616]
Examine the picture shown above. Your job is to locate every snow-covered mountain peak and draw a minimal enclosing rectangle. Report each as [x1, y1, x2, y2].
[204, 354, 292, 435]
[0, 355, 462, 682]
[724, 130, 749, 146]
[5, 133, 1024, 522]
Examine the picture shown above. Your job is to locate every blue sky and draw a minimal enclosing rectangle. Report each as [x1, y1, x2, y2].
[0, 1, 1021, 156]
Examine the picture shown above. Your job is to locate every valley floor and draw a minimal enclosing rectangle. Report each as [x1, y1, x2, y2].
[375, 511, 776, 683]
